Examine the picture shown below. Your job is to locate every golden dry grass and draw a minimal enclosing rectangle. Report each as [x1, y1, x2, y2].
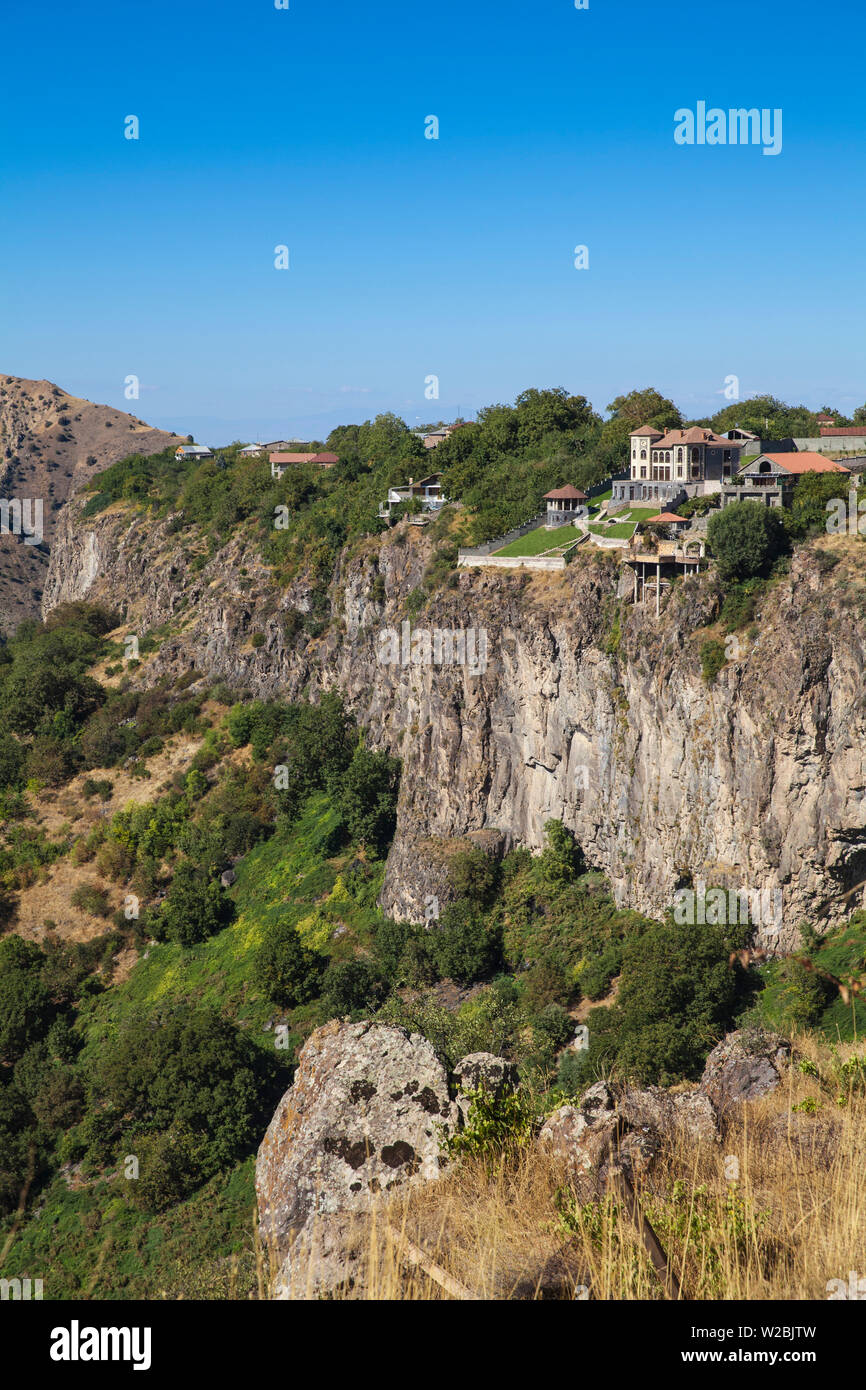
[272, 1037, 866, 1301]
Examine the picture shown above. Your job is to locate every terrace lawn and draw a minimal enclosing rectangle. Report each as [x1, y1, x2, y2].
[494, 523, 579, 557]
[589, 505, 664, 539]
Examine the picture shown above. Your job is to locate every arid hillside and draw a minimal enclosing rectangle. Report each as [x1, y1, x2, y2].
[0, 374, 181, 630]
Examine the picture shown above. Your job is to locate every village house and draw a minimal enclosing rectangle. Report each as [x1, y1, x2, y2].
[612, 426, 742, 506]
[420, 423, 466, 450]
[269, 450, 337, 479]
[239, 443, 266, 457]
[721, 451, 850, 508]
[378, 473, 445, 519]
[543, 484, 588, 527]
[175, 444, 214, 461]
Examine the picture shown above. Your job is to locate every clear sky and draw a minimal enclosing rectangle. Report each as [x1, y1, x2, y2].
[1, 0, 863, 442]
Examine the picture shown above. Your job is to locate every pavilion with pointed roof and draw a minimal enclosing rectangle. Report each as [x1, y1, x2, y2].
[544, 484, 588, 527]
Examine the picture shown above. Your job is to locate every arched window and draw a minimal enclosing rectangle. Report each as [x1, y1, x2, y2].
[677, 448, 683, 462]
[640, 450, 647, 460]
[691, 449, 700, 463]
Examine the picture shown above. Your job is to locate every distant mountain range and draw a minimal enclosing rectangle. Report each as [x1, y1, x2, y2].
[0, 375, 181, 631]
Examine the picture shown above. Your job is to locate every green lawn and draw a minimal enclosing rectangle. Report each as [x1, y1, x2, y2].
[494, 523, 580, 557]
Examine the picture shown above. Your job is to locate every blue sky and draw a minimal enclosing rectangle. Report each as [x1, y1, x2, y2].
[1, 0, 863, 442]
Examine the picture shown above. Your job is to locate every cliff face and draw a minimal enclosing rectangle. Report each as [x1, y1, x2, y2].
[0, 374, 180, 629]
[44, 497, 866, 950]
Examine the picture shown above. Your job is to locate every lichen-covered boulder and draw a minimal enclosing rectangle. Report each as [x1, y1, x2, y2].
[255, 1019, 455, 1297]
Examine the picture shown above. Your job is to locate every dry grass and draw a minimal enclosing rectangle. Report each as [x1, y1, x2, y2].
[275, 1038, 866, 1301]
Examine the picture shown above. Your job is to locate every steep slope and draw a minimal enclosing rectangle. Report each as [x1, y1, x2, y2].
[0, 374, 181, 630]
[43, 495, 866, 949]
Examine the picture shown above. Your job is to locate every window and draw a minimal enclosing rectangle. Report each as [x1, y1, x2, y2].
[691, 449, 700, 463]
[677, 448, 683, 462]
[691, 465, 700, 478]
[640, 466, 646, 478]
[640, 450, 647, 459]
[677, 465, 683, 477]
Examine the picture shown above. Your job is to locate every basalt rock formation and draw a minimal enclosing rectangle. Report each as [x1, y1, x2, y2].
[43, 490, 866, 950]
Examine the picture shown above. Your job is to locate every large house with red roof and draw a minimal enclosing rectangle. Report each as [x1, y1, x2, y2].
[721, 452, 851, 508]
[611, 426, 742, 506]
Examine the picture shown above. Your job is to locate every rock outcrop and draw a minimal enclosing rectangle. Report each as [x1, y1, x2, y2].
[540, 1077, 719, 1197]
[699, 1029, 792, 1113]
[255, 1019, 455, 1298]
[0, 374, 180, 628]
[42, 489, 866, 949]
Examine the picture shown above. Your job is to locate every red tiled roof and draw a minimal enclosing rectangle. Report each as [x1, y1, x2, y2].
[312, 452, 339, 464]
[747, 452, 851, 475]
[653, 427, 734, 449]
[270, 452, 316, 464]
[819, 427, 866, 436]
[544, 485, 588, 500]
[646, 511, 687, 523]
[631, 424, 664, 437]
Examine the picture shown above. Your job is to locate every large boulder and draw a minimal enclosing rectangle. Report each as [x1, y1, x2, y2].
[700, 1030, 791, 1113]
[620, 1086, 719, 1145]
[256, 1020, 456, 1298]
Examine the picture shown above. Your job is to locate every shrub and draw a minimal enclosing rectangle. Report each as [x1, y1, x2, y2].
[445, 1086, 534, 1163]
[337, 745, 400, 854]
[322, 958, 384, 1016]
[0, 938, 53, 1062]
[88, 1006, 267, 1176]
[583, 918, 739, 1086]
[707, 502, 788, 582]
[700, 639, 727, 685]
[157, 863, 231, 946]
[449, 845, 501, 907]
[254, 921, 326, 1007]
[125, 1126, 206, 1212]
[430, 900, 501, 985]
[539, 820, 583, 886]
[70, 883, 112, 917]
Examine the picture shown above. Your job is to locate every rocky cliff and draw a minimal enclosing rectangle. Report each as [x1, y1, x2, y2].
[43, 495, 866, 950]
[0, 374, 181, 629]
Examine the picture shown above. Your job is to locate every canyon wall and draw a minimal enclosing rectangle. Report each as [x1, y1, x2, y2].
[44, 498, 866, 951]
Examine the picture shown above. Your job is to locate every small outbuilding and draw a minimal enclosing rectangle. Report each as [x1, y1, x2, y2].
[544, 484, 588, 527]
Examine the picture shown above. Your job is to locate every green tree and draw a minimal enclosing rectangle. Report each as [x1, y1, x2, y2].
[157, 863, 231, 946]
[337, 745, 400, 853]
[707, 502, 788, 581]
[539, 820, 583, 887]
[0, 938, 53, 1062]
[254, 922, 326, 1007]
[585, 919, 738, 1085]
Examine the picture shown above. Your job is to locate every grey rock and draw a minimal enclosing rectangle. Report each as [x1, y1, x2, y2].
[700, 1030, 792, 1112]
[453, 1052, 519, 1125]
[256, 1019, 456, 1298]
